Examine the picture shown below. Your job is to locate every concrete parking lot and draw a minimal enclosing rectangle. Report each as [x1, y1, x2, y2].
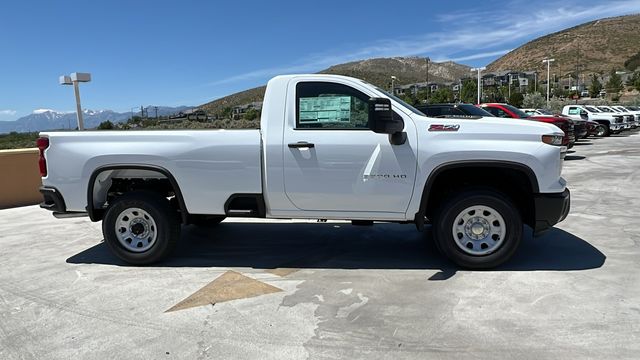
[1, 132, 639, 359]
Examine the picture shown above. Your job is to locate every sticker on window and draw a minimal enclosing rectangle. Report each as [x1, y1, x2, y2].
[299, 96, 351, 123]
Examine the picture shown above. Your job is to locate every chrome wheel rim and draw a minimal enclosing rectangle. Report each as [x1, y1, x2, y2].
[115, 208, 158, 252]
[596, 126, 605, 136]
[452, 205, 506, 256]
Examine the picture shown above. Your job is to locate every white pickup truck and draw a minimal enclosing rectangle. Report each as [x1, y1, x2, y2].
[38, 74, 570, 269]
[561, 105, 624, 136]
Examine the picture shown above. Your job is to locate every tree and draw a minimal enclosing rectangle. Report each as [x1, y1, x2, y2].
[244, 108, 259, 121]
[428, 88, 454, 104]
[606, 69, 623, 95]
[97, 120, 114, 130]
[508, 92, 524, 107]
[589, 74, 603, 98]
[624, 51, 640, 71]
[627, 72, 640, 91]
[460, 80, 477, 103]
[522, 93, 546, 109]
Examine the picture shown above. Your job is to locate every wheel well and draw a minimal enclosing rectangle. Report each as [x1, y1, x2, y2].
[422, 165, 536, 228]
[88, 166, 187, 223]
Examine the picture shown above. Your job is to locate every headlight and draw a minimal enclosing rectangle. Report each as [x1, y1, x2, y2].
[542, 134, 563, 146]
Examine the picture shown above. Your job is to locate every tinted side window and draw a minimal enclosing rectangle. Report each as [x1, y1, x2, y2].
[296, 82, 369, 129]
[484, 107, 500, 117]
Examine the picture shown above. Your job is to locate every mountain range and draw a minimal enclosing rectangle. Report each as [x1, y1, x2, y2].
[0, 106, 192, 134]
[487, 14, 640, 76]
[199, 58, 470, 116]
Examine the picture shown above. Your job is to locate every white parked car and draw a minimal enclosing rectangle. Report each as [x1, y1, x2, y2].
[38, 74, 570, 269]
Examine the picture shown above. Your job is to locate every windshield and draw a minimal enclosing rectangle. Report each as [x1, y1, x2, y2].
[600, 106, 615, 112]
[535, 109, 554, 115]
[501, 104, 530, 119]
[457, 104, 494, 116]
[585, 106, 600, 112]
[362, 81, 426, 116]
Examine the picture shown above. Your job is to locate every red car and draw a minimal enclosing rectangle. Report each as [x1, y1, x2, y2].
[478, 103, 576, 148]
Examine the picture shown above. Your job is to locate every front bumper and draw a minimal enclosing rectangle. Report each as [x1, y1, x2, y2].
[610, 123, 624, 132]
[533, 188, 570, 235]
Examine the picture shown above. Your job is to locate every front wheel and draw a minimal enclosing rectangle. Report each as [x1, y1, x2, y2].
[102, 191, 180, 265]
[595, 125, 607, 137]
[433, 189, 522, 269]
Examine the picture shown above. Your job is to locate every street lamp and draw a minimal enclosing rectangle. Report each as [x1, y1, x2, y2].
[470, 67, 486, 104]
[59, 72, 91, 130]
[390, 75, 397, 94]
[542, 58, 555, 107]
[425, 57, 430, 102]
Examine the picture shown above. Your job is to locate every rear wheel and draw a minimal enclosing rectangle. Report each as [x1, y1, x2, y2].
[103, 191, 180, 265]
[433, 189, 522, 269]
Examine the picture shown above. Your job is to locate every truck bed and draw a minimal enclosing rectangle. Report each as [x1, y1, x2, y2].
[40, 129, 262, 214]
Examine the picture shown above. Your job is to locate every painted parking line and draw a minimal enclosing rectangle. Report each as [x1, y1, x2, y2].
[165, 270, 282, 312]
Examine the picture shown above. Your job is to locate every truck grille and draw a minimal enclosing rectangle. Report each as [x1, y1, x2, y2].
[614, 116, 623, 123]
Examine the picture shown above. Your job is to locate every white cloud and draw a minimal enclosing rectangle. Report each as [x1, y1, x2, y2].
[0, 109, 17, 116]
[204, 0, 640, 87]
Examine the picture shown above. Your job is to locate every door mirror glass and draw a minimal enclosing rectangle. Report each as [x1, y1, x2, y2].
[368, 97, 403, 134]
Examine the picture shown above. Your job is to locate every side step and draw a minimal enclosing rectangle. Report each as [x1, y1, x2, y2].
[224, 194, 265, 218]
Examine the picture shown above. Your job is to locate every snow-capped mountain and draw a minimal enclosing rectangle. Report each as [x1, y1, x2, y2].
[0, 106, 192, 133]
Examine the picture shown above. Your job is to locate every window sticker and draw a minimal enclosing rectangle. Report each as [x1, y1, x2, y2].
[299, 96, 351, 123]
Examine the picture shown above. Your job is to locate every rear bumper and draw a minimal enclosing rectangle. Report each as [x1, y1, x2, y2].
[39, 186, 87, 218]
[39, 186, 66, 213]
[533, 188, 570, 235]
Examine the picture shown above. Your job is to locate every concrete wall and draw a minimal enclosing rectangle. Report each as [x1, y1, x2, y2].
[0, 149, 42, 209]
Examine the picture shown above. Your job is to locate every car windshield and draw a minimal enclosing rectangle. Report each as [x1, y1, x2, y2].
[362, 81, 426, 116]
[457, 104, 494, 116]
[585, 106, 600, 112]
[501, 104, 530, 118]
[628, 106, 639, 111]
[535, 109, 554, 115]
[600, 107, 615, 112]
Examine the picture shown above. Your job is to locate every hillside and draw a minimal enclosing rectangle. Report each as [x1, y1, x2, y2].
[199, 57, 470, 115]
[487, 14, 640, 76]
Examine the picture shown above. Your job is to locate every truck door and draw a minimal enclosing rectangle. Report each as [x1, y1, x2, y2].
[282, 80, 417, 213]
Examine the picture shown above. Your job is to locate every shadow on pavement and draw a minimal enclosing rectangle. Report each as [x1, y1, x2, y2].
[573, 141, 593, 146]
[67, 222, 605, 275]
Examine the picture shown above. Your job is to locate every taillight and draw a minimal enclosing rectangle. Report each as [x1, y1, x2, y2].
[36, 137, 49, 177]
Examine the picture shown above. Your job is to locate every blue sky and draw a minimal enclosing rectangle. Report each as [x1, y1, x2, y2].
[1, 0, 639, 121]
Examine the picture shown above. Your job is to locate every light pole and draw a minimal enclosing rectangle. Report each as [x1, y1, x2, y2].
[508, 74, 512, 100]
[470, 67, 485, 104]
[59, 72, 91, 130]
[425, 57, 430, 102]
[542, 58, 555, 107]
[390, 75, 397, 94]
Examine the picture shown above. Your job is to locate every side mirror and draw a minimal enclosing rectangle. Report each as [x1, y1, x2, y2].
[368, 97, 403, 134]
[580, 111, 588, 119]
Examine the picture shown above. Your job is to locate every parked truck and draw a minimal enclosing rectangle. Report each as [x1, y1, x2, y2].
[561, 105, 624, 136]
[38, 74, 570, 269]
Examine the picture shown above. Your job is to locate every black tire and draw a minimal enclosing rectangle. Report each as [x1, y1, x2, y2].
[102, 191, 180, 265]
[595, 124, 609, 137]
[433, 189, 522, 269]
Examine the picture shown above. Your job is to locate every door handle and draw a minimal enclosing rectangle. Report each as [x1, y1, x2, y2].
[288, 142, 315, 149]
